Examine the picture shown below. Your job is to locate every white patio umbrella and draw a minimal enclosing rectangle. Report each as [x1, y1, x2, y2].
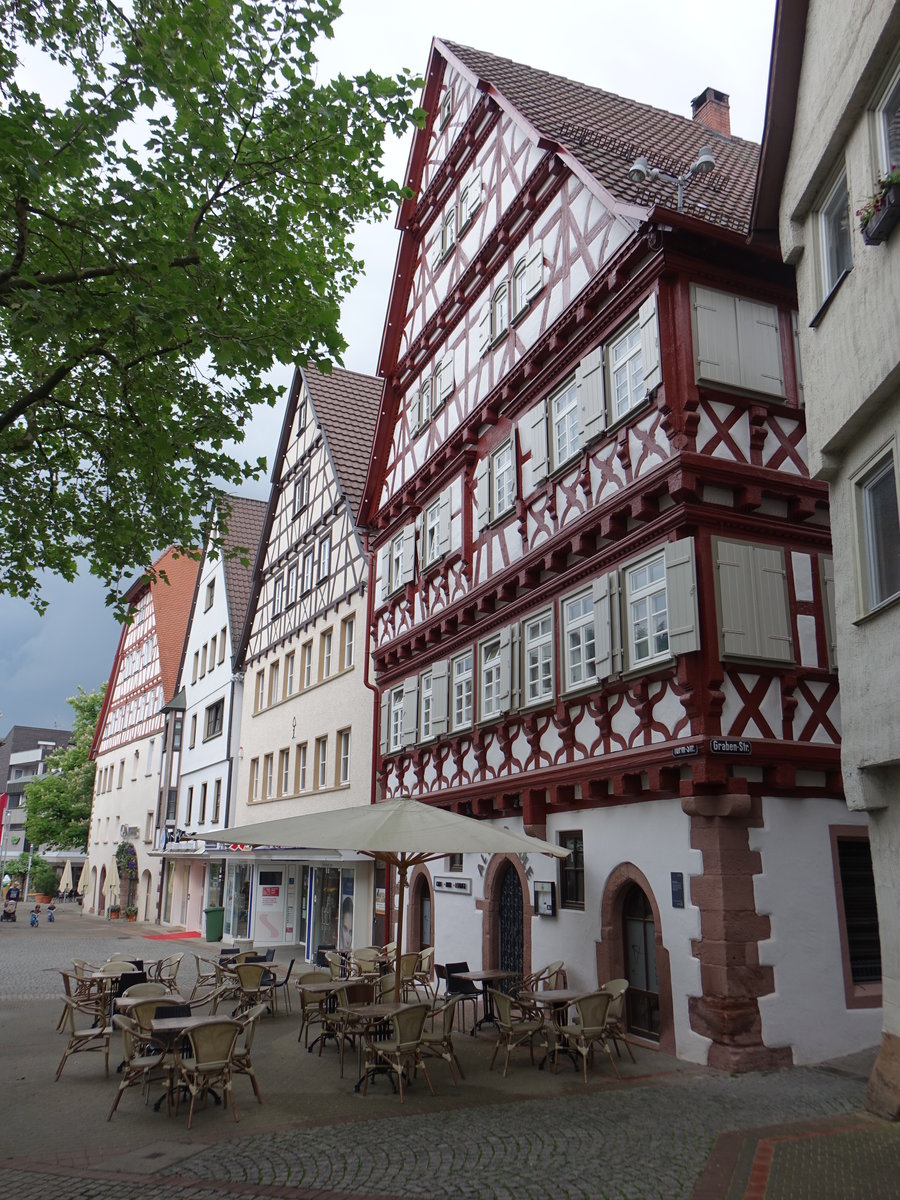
[76, 860, 90, 896]
[224, 796, 569, 999]
[58, 860, 74, 896]
[103, 856, 120, 907]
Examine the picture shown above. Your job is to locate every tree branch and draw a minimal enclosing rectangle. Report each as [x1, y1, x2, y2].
[0, 196, 29, 285]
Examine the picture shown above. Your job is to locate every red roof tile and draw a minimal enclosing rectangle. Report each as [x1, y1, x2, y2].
[441, 40, 760, 232]
[149, 547, 201, 704]
[303, 365, 382, 517]
[218, 496, 267, 644]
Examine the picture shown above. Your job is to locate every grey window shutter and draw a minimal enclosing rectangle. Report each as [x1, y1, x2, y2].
[377, 546, 389, 604]
[692, 284, 740, 389]
[431, 660, 449, 735]
[380, 691, 390, 756]
[497, 626, 513, 713]
[475, 457, 490, 532]
[715, 539, 757, 658]
[736, 297, 784, 397]
[820, 555, 837, 671]
[477, 304, 491, 356]
[438, 488, 452, 555]
[639, 292, 662, 393]
[528, 399, 549, 483]
[576, 347, 606, 444]
[441, 352, 454, 400]
[755, 545, 794, 662]
[401, 676, 419, 746]
[791, 310, 804, 407]
[664, 537, 700, 655]
[524, 239, 545, 300]
[400, 524, 416, 585]
[466, 165, 483, 222]
[407, 384, 420, 436]
[593, 573, 615, 681]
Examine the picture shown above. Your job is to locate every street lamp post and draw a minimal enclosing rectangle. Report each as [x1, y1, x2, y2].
[627, 146, 716, 211]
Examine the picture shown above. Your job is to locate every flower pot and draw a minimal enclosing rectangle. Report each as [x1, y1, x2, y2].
[126, 913, 137, 922]
[108, 910, 120, 920]
[862, 184, 900, 245]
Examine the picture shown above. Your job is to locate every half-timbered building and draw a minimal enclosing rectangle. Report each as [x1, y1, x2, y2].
[88, 547, 200, 921]
[231, 366, 381, 951]
[157, 495, 266, 935]
[360, 40, 879, 1069]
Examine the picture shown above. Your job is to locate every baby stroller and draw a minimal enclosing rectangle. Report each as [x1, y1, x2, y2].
[2, 898, 17, 922]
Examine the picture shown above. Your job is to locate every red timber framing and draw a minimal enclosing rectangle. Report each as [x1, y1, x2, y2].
[360, 39, 843, 1070]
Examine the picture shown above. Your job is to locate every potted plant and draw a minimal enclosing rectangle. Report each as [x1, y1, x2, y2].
[31, 860, 60, 903]
[108, 904, 121, 920]
[125, 906, 138, 922]
[857, 166, 900, 245]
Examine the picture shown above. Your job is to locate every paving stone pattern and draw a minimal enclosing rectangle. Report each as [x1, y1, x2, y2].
[166, 1071, 864, 1200]
[764, 1126, 900, 1200]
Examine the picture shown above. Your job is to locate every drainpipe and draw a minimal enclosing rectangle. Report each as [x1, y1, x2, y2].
[362, 534, 390, 941]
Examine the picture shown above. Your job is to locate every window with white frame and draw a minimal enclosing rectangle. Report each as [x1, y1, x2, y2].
[189, 713, 197, 748]
[255, 669, 265, 711]
[302, 641, 312, 688]
[551, 380, 580, 468]
[562, 589, 596, 691]
[192, 650, 199, 684]
[286, 563, 298, 607]
[264, 754, 274, 799]
[285, 651, 295, 696]
[420, 670, 434, 740]
[388, 531, 406, 593]
[419, 377, 432, 427]
[389, 686, 404, 752]
[876, 64, 900, 172]
[279, 748, 290, 796]
[424, 499, 442, 566]
[440, 87, 452, 129]
[338, 729, 350, 785]
[186, 786, 193, 824]
[293, 471, 308, 519]
[492, 441, 515, 519]
[491, 283, 509, 341]
[318, 535, 331, 582]
[610, 321, 644, 422]
[209, 634, 217, 666]
[855, 451, 900, 612]
[212, 778, 221, 823]
[296, 743, 307, 791]
[341, 615, 355, 670]
[204, 579, 215, 611]
[199, 782, 207, 823]
[268, 660, 280, 705]
[442, 204, 456, 256]
[452, 651, 473, 730]
[204, 699, 224, 740]
[200, 644, 207, 676]
[218, 628, 226, 664]
[819, 170, 853, 298]
[512, 256, 528, 318]
[626, 554, 669, 666]
[524, 611, 554, 704]
[315, 736, 328, 789]
[480, 636, 503, 720]
[321, 630, 333, 678]
[302, 549, 314, 595]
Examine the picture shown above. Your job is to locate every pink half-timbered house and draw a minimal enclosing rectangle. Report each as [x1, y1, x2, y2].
[360, 41, 881, 1069]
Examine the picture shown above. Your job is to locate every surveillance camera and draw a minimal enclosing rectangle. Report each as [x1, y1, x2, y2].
[628, 156, 650, 185]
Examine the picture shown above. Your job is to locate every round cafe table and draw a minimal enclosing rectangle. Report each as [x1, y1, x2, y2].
[452, 968, 519, 1034]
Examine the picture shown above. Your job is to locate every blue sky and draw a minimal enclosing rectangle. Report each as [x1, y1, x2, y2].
[0, 0, 777, 730]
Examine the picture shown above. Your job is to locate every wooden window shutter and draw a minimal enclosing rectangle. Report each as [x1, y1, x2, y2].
[400, 524, 416, 586]
[792, 310, 805, 407]
[692, 284, 741, 389]
[438, 488, 452, 556]
[477, 304, 491, 356]
[576, 346, 606, 444]
[524, 239, 545, 301]
[431, 660, 449, 735]
[401, 676, 419, 746]
[664, 537, 700, 655]
[755, 545, 794, 662]
[528, 399, 549, 483]
[474, 457, 490, 532]
[736, 298, 784, 397]
[377, 546, 389, 604]
[820, 555, 837, 671]
[380, 691, 390, 756]
[497, 626, 513, 713]
[592, 573, 616, 681]
[639, 292, 662, 393]
[715, 539, 757, 658]
[440, 352, 454, 400]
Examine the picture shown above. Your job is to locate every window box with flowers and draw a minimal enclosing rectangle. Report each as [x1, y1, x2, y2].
[858, 168, 900, 245]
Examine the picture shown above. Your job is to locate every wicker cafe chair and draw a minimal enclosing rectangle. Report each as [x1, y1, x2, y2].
[211, 961, 242, 1013]
[233, 1003, 266, 1104]
[421, 993, 465, 1084]
[363, 1003, 434, 1104]
[121, 981, 168, 1000]
[154, 953, 184, 992]
[107, 1015, 169, 1120]
[599, 979, 635, 1063]
[174, 1019, 241, 1129]
[55, 995, 113, 1081]
[192, 954, 220, 999]
[558, 991, 620, 1082]
[487, 989, 548, 1078]
[296, 971, 332, 1048]
[234, 962, 276, 1015]
[399, 951, 421, 1000]
[413, 946, 436, 1001]
[334, 981, 375, 1075]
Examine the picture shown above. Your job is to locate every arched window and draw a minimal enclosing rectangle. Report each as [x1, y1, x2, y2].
[512, 257, 528, 318]
[491, 283, 509, 340]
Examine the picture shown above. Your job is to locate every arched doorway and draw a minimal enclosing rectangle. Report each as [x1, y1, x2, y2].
[140, 869, 153, 921]
[89, 866, 97, 913]
[623, 884, 660, 1041]
[408, 870, 433, 951]
[498, 862, 524, 977]
[97, 866, 106, 916]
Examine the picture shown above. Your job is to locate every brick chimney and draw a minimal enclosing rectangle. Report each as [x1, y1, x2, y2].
[691, 87, 731, 136]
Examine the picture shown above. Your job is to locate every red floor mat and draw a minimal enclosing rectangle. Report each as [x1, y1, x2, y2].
[143, 931, 202, 940]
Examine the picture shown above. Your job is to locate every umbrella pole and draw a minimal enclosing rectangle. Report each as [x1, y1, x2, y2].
[393, 858, 408, 1004]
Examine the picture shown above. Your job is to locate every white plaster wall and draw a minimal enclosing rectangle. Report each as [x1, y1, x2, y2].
[88, 741, 161, 912]
[751, 795, 881, 1063]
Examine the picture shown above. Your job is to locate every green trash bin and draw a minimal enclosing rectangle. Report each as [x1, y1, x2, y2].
[204, 905, 225, 942]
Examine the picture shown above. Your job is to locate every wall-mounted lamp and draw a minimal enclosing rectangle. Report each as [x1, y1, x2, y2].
[627, 145, 715, 211]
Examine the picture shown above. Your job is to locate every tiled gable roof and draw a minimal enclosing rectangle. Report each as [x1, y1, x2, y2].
[442, 40, 760, 232]
[219, 496, 267, 642]
[303, 365, 382, 518]
[148, 547, 201, 704]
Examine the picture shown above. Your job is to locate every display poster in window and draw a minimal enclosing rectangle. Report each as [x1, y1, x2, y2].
[340, 872, 355, 951]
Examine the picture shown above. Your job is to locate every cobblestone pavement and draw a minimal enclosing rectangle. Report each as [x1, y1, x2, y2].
[3, 905, 898, 1199]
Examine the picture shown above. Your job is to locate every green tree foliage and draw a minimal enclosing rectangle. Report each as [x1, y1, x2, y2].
[24, 684, 106, 849]
[0, 0, 423, 612]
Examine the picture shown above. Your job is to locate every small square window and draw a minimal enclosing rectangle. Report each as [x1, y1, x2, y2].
[559, 831, 584, 909]
[610, 322, 644, 423]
